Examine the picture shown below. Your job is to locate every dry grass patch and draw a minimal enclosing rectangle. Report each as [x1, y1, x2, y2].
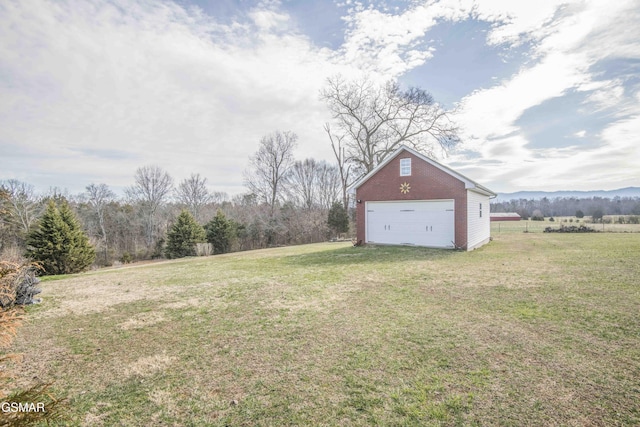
[119, 311, 167, 330]
[124, 354, 178, 379]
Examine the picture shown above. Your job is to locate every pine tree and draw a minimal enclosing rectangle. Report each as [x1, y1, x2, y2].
[58, 201, 96, 272]
[327, 202, 349, 238]
[205, 209, 235, 254]
[26, 200, 96, 275]
[165, 210, 205, 259]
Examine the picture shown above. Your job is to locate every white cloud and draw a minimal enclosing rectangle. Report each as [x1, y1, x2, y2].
[450, 0, 640, 191]
[1, 0, 639, 196]
[340, 4, 443, 76]
[249, 7, 290, 32]
[0, 0, 355, 195]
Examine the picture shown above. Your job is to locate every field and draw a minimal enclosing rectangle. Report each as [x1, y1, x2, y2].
[8, 231, 640, 426]
[492, 216, 640, 234]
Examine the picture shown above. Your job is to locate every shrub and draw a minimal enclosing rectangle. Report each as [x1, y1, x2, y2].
[120, 252, 132, 264]
[0, 261, 41, 308]
[531, 209, 544, 221]
[544, 225, 596, 233]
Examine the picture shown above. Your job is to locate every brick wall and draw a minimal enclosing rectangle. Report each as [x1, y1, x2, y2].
[355, 150, 468, 248]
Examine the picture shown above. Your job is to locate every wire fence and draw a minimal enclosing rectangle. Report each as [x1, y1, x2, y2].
[491, 216, 640, 234]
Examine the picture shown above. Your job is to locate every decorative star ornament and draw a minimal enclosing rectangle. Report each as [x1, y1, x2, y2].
[400, 182, 411, 194]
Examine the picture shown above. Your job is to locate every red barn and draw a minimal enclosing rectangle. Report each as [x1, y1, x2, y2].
[349, 145, 496, 251]
[490, 213, 522, 221]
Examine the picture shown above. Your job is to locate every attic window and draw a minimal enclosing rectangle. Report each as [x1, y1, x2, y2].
[400, 158, 411, 176]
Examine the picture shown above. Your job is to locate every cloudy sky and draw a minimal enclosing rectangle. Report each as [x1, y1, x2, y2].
[1, 0, 639, 197]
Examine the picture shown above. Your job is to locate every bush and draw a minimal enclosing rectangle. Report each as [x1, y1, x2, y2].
[531, 209, 544, 221]
[120, 252, 132, 264]
[544, 225, 596, 233]
[0, 261, 41, 308]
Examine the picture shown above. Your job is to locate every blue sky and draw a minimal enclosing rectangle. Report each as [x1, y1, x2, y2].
[1, 0, 639, 196]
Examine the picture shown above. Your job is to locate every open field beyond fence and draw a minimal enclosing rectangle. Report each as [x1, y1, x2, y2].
[492, 216, 640, 234]
[7, 232, 640, 426]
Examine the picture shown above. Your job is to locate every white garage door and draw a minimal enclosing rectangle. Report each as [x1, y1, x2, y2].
[366, 200, 455, 248]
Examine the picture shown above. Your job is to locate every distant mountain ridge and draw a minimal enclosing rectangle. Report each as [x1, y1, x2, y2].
[495, 187, 640, 201]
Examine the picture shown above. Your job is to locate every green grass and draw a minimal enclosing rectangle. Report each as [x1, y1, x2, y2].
[8, 233, 640, 426]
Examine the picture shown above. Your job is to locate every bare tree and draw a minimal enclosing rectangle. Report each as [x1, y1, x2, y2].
[315, 161, 341, 211]
[286, 159, 318, 210]
[324, 123, 354, 209]
[175, 173, 212, 223]
[211, 191, 228, 204]
[85, 183, 115, 262]
[125, 165, 174, 247]
[0, 179, 39, 234]
[244, 131, 297, 215]
[285, 159, 341, 211]
[320, 75, 459, 176]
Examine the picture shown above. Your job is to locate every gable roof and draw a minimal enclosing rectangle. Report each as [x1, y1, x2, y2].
[348, 145, 496, 197]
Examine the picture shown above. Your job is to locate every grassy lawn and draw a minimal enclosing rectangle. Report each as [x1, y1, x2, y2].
[8, 232, 640, 426]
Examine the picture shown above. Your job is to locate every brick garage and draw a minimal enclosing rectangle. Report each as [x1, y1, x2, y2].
[349, 145, 496, 250]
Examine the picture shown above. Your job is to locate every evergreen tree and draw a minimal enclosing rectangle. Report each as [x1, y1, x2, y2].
[165, 210, 205, 259]
[327, 201, 349, 237]
[26, 200, 96, 275]
[205, 209, 235, 254]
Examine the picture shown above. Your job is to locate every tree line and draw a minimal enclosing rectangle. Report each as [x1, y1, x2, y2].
[491, 196, 640, 220]
[0, 139, 351, 273]
[1, 75, 461, 274]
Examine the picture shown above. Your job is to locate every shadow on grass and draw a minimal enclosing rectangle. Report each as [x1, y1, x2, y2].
[284, 244, 458, 267]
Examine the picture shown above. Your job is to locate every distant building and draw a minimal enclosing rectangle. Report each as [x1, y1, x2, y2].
[490, 213, 521, 221]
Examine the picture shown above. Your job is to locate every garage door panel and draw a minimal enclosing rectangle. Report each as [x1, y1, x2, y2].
[366, 201, 455, 248]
